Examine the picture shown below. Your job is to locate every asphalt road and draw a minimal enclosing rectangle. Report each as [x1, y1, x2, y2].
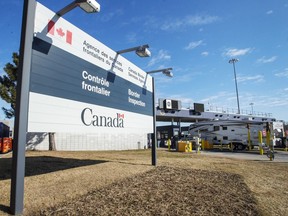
[200, 149, 288, 162]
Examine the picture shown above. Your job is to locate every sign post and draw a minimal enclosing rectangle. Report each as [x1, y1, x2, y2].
[10, 0, 36, 214]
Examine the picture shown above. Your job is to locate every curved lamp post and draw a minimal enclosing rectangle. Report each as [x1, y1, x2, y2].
[146, 68, 173, 166]
[146, 67, 173, 77]
[116, 44, 151, 57]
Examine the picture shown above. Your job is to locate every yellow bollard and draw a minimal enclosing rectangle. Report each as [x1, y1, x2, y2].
[167, 139, 171, 151]
[260, 147, 264, 155]
[185, 141, 192, 153]
[185, 141, 189, 153]
[201, 140, 205, 151]
[258, 131, 263, 155]
[188, 141, 192, 152]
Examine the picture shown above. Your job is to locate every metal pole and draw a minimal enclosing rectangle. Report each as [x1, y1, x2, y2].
[10, 0, 35, 214]
[151, 77, 157, 166]
[250, 103, 254, 115]
[230, 59, 240, 114]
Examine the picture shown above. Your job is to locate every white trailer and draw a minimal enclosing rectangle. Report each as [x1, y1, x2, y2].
[271, 121, 285, 146]
[188, 120, 284, 150]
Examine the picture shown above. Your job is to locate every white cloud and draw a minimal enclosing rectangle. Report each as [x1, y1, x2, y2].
[257, 56, 277, 63]
[100, 10, 123, 22]
[186, 15, 220, 25]
[201, 51, 209, 56]
[148, 50, 171, 67]
[224, 48, 253, 57]
[237, 75, 264, 83]
[125, 32, 137, 43]
[173, 70, 204, 83]
[161, 15, 220, 30]
[275, 68, 288, 78]
[201, 91, 234, 103]
[266, 10, 273, 15]
[184, 40, 204, 50]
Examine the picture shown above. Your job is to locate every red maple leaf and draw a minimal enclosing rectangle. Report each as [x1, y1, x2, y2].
[56, 28, 65, 37]
[118, 113, 124, 119]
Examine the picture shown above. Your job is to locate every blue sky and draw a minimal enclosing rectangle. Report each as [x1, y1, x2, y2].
[1, 0, 288, 122]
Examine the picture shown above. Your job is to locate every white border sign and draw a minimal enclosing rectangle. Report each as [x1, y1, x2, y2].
[28, 3, 154, 133]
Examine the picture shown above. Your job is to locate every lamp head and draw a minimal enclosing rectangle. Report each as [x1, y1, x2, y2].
[162, 70, 173, 77]
[228, 58, 239, 64]
[57, 0, 100, 16]
[76, 0, 100, 13]
[135, 45, 151, 57]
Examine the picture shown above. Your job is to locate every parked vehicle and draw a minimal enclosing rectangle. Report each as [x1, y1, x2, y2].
[188, 120, 284, 150]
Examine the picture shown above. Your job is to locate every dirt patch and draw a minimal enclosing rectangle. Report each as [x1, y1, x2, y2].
[36, 166, 259, 216]
[1, 150, 288, 215]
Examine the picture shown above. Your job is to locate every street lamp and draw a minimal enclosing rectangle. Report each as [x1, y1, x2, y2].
[57, 0, 100, 16]
[116, 44, 151, 57]
[146, 68, 173, 166]
[228, 58, 240, 114]
[146, 67, 173, 77]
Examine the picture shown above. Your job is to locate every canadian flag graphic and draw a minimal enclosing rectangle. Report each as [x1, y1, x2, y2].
[117, 113, 125, 119]
[47, 20, 73, 45]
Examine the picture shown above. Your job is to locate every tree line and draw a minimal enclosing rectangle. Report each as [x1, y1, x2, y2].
[0, 52, 56, 150]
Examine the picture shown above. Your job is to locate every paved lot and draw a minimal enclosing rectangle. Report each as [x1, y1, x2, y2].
[200, 149, 288, 162]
